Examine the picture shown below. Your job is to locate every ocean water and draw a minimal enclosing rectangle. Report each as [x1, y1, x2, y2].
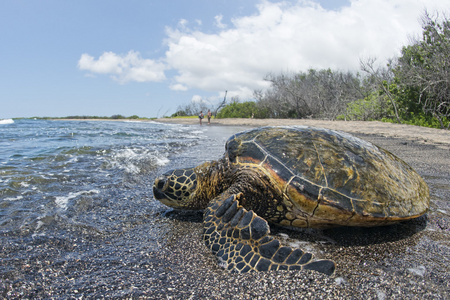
[1, 119, 191, 229]
[0, 118, 248, 296]
[0, 119, 247, 232]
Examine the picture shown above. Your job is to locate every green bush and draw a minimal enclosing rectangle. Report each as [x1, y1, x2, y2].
[217, 101, 263, 118]
[171, 110, 189, 117]
[384, 114, 449, 129]
[342, 93, 393, 121]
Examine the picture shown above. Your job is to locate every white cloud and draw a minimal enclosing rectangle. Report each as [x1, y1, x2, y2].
[214, 15, 227, 29]
[78, 52, 123, 74]
[78, 0, 448, 99]
[191, 95, 204, 103]
[164, 0, 448, 98]
[178, 19, 189, 29]
[169, 83, 188, 91]
[77, 51, 166, 83]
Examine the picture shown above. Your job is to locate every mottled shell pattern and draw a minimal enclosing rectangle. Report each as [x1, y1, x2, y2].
[224, 126, 429, 227]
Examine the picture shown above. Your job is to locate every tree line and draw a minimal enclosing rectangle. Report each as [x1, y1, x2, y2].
[174, 12, 449, 129]
[43, 115, 150, 120]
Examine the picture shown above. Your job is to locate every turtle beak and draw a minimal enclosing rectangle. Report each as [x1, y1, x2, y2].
[153, 175, 168, 200]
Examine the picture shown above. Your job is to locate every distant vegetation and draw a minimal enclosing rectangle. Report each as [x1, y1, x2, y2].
[173, 11, 449, 129]
[39, 115, 154, 120]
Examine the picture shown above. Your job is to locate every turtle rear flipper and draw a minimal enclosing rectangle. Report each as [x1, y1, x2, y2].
[203, 193, 335, 275]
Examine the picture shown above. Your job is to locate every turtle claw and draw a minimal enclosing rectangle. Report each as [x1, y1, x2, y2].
[204, 193, 336, 275]
[303, 260, 336, 276]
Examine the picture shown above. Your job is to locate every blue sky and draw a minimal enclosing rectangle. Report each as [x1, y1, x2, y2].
[0, 0, 448, 118]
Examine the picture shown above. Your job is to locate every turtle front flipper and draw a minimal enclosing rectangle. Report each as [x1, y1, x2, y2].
[203, 193, 336, 275]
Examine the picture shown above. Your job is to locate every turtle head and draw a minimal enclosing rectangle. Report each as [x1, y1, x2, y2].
[153, 162, 215, 210]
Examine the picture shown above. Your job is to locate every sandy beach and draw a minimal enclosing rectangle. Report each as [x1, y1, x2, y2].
[149, 117, 450, 299]
[156, 117, 450, 147]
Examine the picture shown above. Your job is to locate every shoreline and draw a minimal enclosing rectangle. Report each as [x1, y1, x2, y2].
[51, 117, 450, 147]
[155, 117, 450, 147]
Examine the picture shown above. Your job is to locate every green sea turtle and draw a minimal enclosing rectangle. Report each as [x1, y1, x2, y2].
[153, 126, 429, 275]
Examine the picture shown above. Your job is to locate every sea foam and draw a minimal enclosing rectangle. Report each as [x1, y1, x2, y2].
[109, 147, 169, 174]
[0, 118, 14, 125]
[54, 190, 100, 210]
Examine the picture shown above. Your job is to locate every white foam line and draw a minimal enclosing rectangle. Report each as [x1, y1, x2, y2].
[0, 119, 14, 125]
[54, 189, 100, 210]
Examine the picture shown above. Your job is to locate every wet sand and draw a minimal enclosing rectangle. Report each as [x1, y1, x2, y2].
[152, 118, 450, 299]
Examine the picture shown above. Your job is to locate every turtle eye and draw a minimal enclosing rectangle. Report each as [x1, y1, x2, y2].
[156, 176, 166, 190]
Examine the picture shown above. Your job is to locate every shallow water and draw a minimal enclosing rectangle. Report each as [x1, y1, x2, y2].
[0, 119, 250, 297]
[1, 120, 189, 231]
[1, 120, 449, 298]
